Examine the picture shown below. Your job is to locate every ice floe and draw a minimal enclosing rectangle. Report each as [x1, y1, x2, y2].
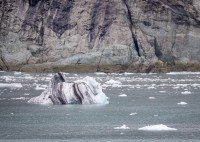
[118, 94, 127, 97]
[181, 91, 191, 95]
[149, 97, 156, 99]
[14, 72, 22, 75]
[11, 97, 26, 100]
[129, 113, 137, 116]
[0, 83, 22, 88]
[138, 124, 177, 131]
[177, 101, 187, 105]
[114, 125, 130, 130]
[95, 72, 106, 75]
[35, 85, 46, 90]
[105, 79, 122, 86]
[167, 72, 200, 75]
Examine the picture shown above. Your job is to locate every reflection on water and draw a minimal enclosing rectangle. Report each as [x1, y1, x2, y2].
[0, 71, 200, 141]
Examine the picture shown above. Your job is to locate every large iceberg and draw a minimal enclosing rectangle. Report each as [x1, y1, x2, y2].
[28, 73, 109, 105]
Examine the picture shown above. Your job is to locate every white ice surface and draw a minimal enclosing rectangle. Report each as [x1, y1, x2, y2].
[114, 125, 130, 130]
[105, 79, 122, 85]
[138, 124, 177, 131]
[129, 113, 137, 116]
[149, 97, 156, 99]
[167, 72, 200, 75]
[118, 94, 127, 97]
[0, 83, 22, 88]
[177, 101, 187, 105]
[11, 97, 26, 100]
[181, 91, 191, 95]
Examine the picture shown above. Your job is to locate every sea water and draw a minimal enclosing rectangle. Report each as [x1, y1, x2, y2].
[0, 71, 200, 142]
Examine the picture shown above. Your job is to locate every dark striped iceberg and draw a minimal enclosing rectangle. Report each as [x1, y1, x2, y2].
[28, 73, 109, 105]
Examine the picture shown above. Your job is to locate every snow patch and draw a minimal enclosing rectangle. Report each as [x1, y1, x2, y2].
[138, 124, 177, 131]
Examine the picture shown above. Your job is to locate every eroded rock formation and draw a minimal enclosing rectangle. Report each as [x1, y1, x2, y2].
[0, 0, 200, 72]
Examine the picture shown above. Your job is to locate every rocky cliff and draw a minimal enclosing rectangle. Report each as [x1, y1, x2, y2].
[1, 0, 200, 72]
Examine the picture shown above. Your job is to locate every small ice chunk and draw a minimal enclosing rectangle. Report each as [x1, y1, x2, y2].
[149, 97, 156, 99]
[35, 86, 46, 90]
[124, 72, 135, 75]
[0, 83, 22, 88]
[105, 79, 122, 85]
[2, 76, 13, 82]
[118, 94, 127, 97]
[129, 113, 137, 116]
[181, 91, 191, 95]
[10, 113, 14, 115]
[95, 72, 106, 75]
[148, 86, 155, 89]
[11, 97, 26, 100]
[114, 125, 130, 130]
[24, 93, 30, 96]
[177, 101, 187, 105]
[14, 72, 22, 75]
[138, 124, 177, 131]
[159, 91, 166, 93]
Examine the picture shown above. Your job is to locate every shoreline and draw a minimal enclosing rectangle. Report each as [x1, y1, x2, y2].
[1, 62, 200, 73]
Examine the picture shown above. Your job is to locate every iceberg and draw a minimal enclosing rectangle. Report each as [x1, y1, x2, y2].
[114, 125, 130, 130]
[28, 72, 109, 105]
[138, 124, 177, 131]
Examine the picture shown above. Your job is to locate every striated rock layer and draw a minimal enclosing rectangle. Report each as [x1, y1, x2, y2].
[0, 0, 200, 72]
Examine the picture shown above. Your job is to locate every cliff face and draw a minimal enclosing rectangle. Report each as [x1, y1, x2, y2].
[1, 0, 200, 71]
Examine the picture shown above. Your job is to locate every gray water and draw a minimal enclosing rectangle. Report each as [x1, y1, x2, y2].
[0, 71, 200, 142]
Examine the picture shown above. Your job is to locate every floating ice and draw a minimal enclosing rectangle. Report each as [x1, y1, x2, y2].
[35, 85, 46, 90]
[2, 76, 13, 82]
[0, 83, 22, 88]
[177, 101, 187, 105]
[167, 72, 200, 75]
[28, 73, 109, 105]
[95, 72, 106, 75]
[149, 97, 156, 99]
[129, 113, 137, 116]
[118, 94, 127, 97]
[124, 72, 135, 75]
[138, 124, 177, 131]
[147, 86, 155, 89]
[114, 125, 130, 130]
[105, 79, 122, 85]
[24, 93, 30, 96]
[181, 91, 191, 95]
[14, 72, 22, 75]
[11, 97, 26, 100]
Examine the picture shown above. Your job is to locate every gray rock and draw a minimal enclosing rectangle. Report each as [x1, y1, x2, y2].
[0, 0, 200, 71]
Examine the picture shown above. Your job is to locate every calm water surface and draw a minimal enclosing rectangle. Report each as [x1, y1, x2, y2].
[0, 71, 200, 142]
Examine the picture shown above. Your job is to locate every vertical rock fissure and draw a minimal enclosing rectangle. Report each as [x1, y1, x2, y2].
[122, 0, 141, 57]
[0, 50, 8, 70]
[88, 0, 102, 49]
